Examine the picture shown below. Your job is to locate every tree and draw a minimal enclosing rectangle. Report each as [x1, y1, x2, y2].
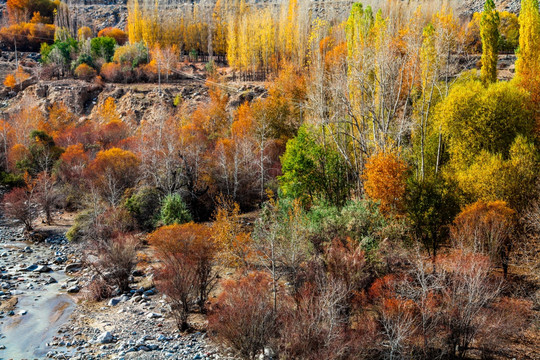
[208, 271, 277, 360]
[3, 186, 36, 231]
[211, 196, 253, 268]
[125, 186, 162, 231]
[515, 0, 540, 81]
[86, 147, 140, 206]
[451, 200, 516, 277]
[362, 151, 408, 215]
[34, 171, 58, 224]
[149, 223, 218, 327]
[4, 74, 16, 88]
[480, 0, 499, 84]
[159, 193, 192, 225]
[279, 125, 353, 207]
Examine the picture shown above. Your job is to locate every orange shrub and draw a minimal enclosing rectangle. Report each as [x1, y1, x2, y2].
[100, 62, 123, 82]
[74, 63, 97, 81]
[362, 151, 408, 214]
[98, 27, 128, 45]
[4, 74, 16, 88]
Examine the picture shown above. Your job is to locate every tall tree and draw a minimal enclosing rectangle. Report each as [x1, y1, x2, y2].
[515, 0, 540, 80]
[480, 0, 500, 84]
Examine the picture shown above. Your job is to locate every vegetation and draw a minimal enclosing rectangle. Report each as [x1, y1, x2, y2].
[0, 0, 539, 359]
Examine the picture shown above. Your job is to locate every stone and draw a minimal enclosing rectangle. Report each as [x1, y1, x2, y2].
[18, 309, 27, 315]
[146, 312, 162, 319]
[65, 263, 83, 273]
[67, 286, 80, 293]
[108, 297, 121, 306]
[96, 331, 113, 344]
[46, 276, 58, 284]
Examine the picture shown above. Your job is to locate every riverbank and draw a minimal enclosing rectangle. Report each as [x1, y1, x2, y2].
[0, 217, 233, 360]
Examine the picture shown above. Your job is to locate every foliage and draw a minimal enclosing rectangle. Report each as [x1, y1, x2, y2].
[451, 200, 516, 276]
[87, 147, 140, 206]
[159, 193, 192, 225]
[90, 36, 117, 62]
[4, 74, 16, 88]
[362, 151, 408, 214]
[406, 177, 460, 258]
[98, 27, 128, 45]
[149, 223, 217, 315]
[125, 186, 161, 231]
[74, 63, 97, 81]
[0, 22, 55, 51]
[279, 125, 353, 207]
[208, 271, 277, 360]
[480, 0, 499, 84]
[2, 186, 35, 231]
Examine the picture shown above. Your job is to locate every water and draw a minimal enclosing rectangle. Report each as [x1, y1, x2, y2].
[0, 241, 76, 359]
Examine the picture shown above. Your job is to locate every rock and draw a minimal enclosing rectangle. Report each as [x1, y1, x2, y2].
[24, 264, 38, 272]
[108, 297, 121, 306]
[18, 309, 27, 315]
[24, 246, 33, 253]
[67, 286, 80, 293]
[146, 312, 162, 319]
[65, 263, 83, 273]
[46, 276, 58, 284]
[0, 345, 5, 349]
[36, 264, 52, 273]
[96, 331, 113, 344]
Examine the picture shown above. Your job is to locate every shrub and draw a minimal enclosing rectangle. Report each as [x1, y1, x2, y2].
[208, 272, 277, 360]
[149, 223, 217, 319]
[74, 63, 97, 81]
[159, 193, 191, 225]
[125, 186, 161, 231]
[113, 42, 148, 67]
[3, 74, 16, 88]
[98, 27, 128, 45]
[91, 234, 139, 292]
[90, 36, 116, 62]
[2, 187, 36, 231]
[100, 62, 124, 82]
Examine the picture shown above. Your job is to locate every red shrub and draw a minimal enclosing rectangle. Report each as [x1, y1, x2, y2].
[100, 62, 124, 83]
[208, 272, 277, 360]
[74, 63, 97, 81]
[2, 187, 35, 231]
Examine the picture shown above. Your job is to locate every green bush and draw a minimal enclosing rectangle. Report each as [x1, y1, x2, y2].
[160, 194, 192, 225]
[90, 36, 116, 62]
[0, 172, 25, 187]
[125, 186, 162, 231]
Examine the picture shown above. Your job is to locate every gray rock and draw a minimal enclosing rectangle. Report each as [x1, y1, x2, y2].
[108, 297, 121, 306]
[65, 263, 83, 273]
[96, 331, 113, 344]
[46, 276, 58, 284]
[146, 312, 162, 319]
[67, 285, 80, 293]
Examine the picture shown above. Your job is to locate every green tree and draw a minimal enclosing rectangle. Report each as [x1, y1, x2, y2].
[480, 0, 499, 84]
[125, 186, 162, 231]
[279, 125, 353, 207]
[160, 193, 192, 225]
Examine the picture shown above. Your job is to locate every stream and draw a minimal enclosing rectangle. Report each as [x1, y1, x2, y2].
[0, 237, 76, 359]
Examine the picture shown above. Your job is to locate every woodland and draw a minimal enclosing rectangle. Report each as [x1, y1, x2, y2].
[0, 0, 539, 359]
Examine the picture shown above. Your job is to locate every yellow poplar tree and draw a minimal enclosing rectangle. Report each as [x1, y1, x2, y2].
[480, 0, 500, 84]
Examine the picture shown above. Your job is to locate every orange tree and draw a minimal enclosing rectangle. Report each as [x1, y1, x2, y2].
[86, 147, 140, 206]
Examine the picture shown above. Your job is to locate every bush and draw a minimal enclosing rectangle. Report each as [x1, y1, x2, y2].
[149, 223, 218, 326]
[208, 272, 277, 360]
[100, 62, 124, 82]
[125, 186, 161, 231]
[98, 27, 128, 45]
[159, 193, 191, 225]
[90, 36, 116, 62]
[2, 187, 36, 231]
[91, 234, 139, 292]
[74, 63, 97, 81]
[113, 42, 148, 68]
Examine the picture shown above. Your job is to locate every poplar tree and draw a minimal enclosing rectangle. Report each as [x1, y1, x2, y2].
[480, 0, 499, 84]
[515, 0, 540, 79]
